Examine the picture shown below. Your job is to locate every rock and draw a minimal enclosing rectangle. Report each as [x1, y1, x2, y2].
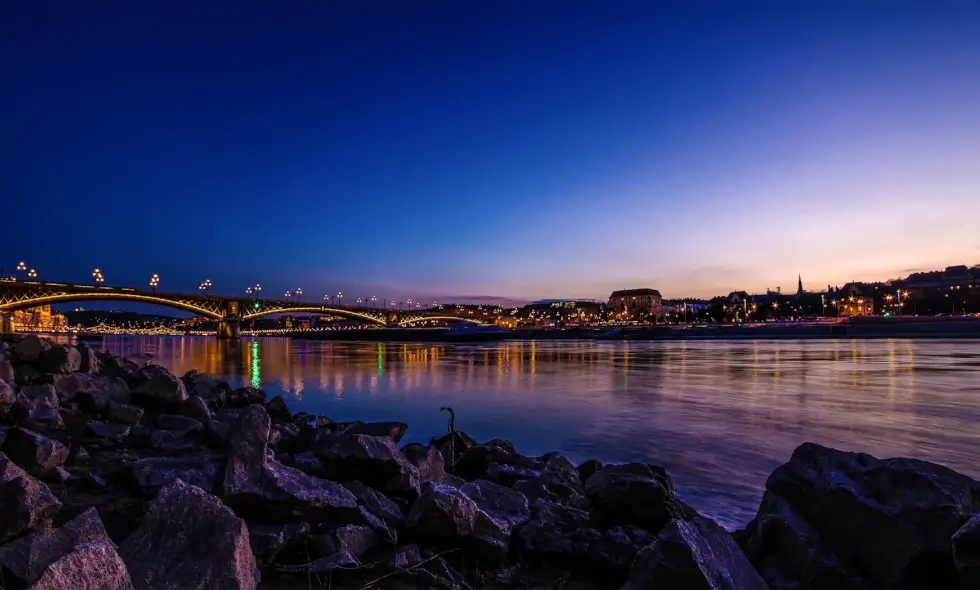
[229, 386, 266, 407]
[1, 427, 69, 474]
[108, 401, 144, 425]
[132, 365, 188, 409]
[13, 384, 63, 428]
[76, 341, 99, 373]
[85, 420, 132, 442]
[401, 442, 450, 484]
[460, 479, 532, 537]
[29, 541, 134, 590]
[45, 373, 130, 411]
[393, 544, 423, 569]
[249, 522, 310, 566]
[178, 395, 212, 422]
[589, 525, 656, 575]
[343, 480, 404, 527]
[430, 430, 477, 469]
[119, 478, 257, 590]
[345, 421, 408, 443]
[264, 395, 292, 422]
[0, 451, 61, 543]
[131, 414, 204, 452]
[182, 371, 231, 410]
[277, 551, 359, 574]
[289, 450, 327, 477]
[14, 334, 51, 362]
[310, 524, 381, 558]
[222, 405, 358, 523]
[40, 344, 81, 374]
[953, 515, 980, 584]
[585, 463, 691, 533]
[125, 452, 223, 496]
[406, 483, 512, 560]
[98, 354, 143, 388]
[454, 439, 529, 482]
[518, 499, 600, 557]
[578, 459, 603, 484]
[0, 360, 14, 385]
[622, 516, 768, 590]
[513, 454, 588, 509]
[0, 507, 112, 586]
[738, 442, 980, 589]
[314, 432, 421, 498]
[0, 376, 15, 411]
[13, 363, 41, 387]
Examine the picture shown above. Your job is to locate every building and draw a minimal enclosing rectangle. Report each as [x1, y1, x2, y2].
[12, 305, 67, 332]
[608, 288, 662, 319]
[836, 296, 874, 317]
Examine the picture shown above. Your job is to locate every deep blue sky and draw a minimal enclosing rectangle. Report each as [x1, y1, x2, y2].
[2, 1, 978, 304]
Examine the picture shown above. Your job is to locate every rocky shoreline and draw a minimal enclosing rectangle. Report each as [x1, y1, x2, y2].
[0, 333, 977, 589]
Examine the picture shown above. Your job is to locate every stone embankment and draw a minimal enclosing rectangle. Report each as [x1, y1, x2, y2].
[0, 333, 978, 589]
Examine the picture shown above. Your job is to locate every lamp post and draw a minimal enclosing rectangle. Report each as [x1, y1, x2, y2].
[371, 295, 377, 308]
[149, 274, 159, 292]
[337, 292, 343, 305]
[93, 268, 104, 284]
[199, 279, 212, 295]
[27, 268, 37, 280]
[296, 288, 303, 302]
[16, 261, 27, 281]
[285, 291, 292, 300]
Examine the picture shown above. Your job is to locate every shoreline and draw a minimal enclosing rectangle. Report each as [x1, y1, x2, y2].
[0, 333, 977, 589]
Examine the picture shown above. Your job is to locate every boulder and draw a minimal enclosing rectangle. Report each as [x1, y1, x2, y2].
[738, 443, 980, 589]
[40, 344, 81, 374]
[0, 507, 112, 586]
[585, 463, 691, 532]
[229, 386, 266, 407]
[45, 373, 130, 411]
[131, 414, 205, 452]
[577, 459, 603, 484]
[588, 525, 656, 575]
[622, 517, 768, 590]
[264, 395, 292, 422]
[182, 371, 231, 410]
[0, 451, 61, 543]
[393, 544, 423, 569]
[132, 365, 188, 409]
[406, 483, 512, 560]
[222, 405, 358, 523]
[430, 430, 477, 469]
[76, 341, 99, 373]
[125, 452, 223, 496]
[0, 360, 14, 386]
[178, 395, 212, 423]
[314, 432, 421, 498]
[518, 499, 600, 557]
[401, 442, 450, 484]
[29, 541, 134, 590]
[513, 454, 588, 509]
[85, 421, 132, 443]
[289, 450, 327, 477]
[343, 480, 404, 528]
[13, 383, 63, 428]
[13, 363, 41, 387]
[1, 427, 69, 474]
[249, 522, 310, 566]
[460, 479, 532, 537]
[454, 439, 530, 482]
[0, 376, 15, 411]
[310, 524, 381, 558]
[119, 478, 257, 590]
[953, 515, 980, 584]
[345, 421, 408, 443]
[14, 334, 51, 362]
[277, 551, 359, 574]
[108, 402, 144, 425]
[98, 354, 143, 388]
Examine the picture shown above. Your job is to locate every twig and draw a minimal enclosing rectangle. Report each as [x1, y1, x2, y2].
[356, 548, 460, 589]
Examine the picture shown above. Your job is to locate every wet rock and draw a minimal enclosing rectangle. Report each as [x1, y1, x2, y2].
[588, 525, 656, 575]
[401, 442, 450, 484]
[132, 365, 188, 409]
[622, 516, 768, 590]
[13, 383, 63, 428]
[310, 524, 381, 558]
[45, 373, 130, 411]
[107, 401, 144, 425]
[585, 463, 691, 532]
[14, 334, 51, 362]
[345, 420, 408, 443]
[178, 395, 212, 423]
[577, 459, 603, 484]
[1, 427, 69, 474]
[739, 442, 980, 589]
[513, 454, 588, 509]
[13, 363, 41, 387]
[343, 480, 404, 527]
[0, 451, 61, 543]
[97, 353, 143, 388]
[454, 439, 528, 482]
[0, 360, 14, 386]
[460, 479, 531, 537]
[264, 395, 292, 422]
[131, 414, 205, 452]
[406, 483, 480, 539]
[314, 432, 421, 499]
[249, 522, 310, 566]
[953, 515, 980, 584]
[229, 386, 266, 407]
[222, 405, 358, 523]
[0, 376, 13, 411]
[86, 420, 132, 442]
[76, 341, 99, 373]
[289, 450, 327, 477]
[182, 370, 231, 410]
[119, 478, 257, 590]
[277, 551, 358, 574]
[40, 344, 81, 374]
[393, 544, 423, 569]
[31, 543, 134, 590]
[0, 507, 112, 587]
[430, 430, 477, 469]
[518, 499, 600, 557]
[125, 452, 223, 496]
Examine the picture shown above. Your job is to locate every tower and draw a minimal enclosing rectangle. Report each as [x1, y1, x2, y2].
[797, 275, 804, 296]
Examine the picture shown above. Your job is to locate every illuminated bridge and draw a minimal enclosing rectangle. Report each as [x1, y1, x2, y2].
[0, 280, 490, 338]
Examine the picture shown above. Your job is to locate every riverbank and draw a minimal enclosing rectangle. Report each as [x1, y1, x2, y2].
[0, 334, 977, 589]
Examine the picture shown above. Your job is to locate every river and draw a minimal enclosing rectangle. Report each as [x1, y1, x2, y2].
[88, 336, 980, 530]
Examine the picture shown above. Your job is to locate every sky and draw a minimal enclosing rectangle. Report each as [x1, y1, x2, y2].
[2, 0, 979, 305]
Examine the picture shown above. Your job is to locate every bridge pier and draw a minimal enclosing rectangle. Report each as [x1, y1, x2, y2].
[0, 313, 13, 335]
[217, 319, 240, 339]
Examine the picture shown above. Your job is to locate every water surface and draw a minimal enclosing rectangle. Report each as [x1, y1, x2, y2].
[94, 336, 980, 529]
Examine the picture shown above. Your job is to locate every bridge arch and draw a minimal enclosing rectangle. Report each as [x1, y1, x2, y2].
[241, 306, 387, 326]
[398, 316, 490, 326]
[0, 292, 224, 319]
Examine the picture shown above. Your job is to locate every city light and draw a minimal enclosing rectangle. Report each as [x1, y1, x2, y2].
[296, 287, 303, 301]
[199, 279, 212, 294]
[149, 273, 159, 291]
[92, 268, 104, 283]
[27, 268, 37, 280]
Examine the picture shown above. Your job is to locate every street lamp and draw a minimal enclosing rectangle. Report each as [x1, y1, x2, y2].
[199, 279, 212, 294]
[246, 287, 253, 296]
[255, 284, 262, 298]
[337, 292, 343, 305]
[296, 288, 303, 301]
[356, 297, 363, 306]
[371, 295, 377, 308]
[149, 274, 159, 292]
[93, 268, 104, 284]
[27, 268, 37, 280]
[285, 291, 292, 300]
[16, 261, 26, 281]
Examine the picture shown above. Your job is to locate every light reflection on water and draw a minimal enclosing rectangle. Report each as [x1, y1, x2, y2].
[91, 336, 980, 529]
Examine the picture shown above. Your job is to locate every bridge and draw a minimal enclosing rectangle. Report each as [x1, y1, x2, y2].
[0, 280, 490, 338]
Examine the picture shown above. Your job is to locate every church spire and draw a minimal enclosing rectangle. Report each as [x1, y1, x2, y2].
[797, 274, 804, 296]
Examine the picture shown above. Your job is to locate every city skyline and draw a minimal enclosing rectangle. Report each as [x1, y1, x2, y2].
[2, 1, 978, 303]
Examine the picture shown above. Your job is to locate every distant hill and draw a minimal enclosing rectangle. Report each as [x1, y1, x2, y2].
[64, 310, 181, 328]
